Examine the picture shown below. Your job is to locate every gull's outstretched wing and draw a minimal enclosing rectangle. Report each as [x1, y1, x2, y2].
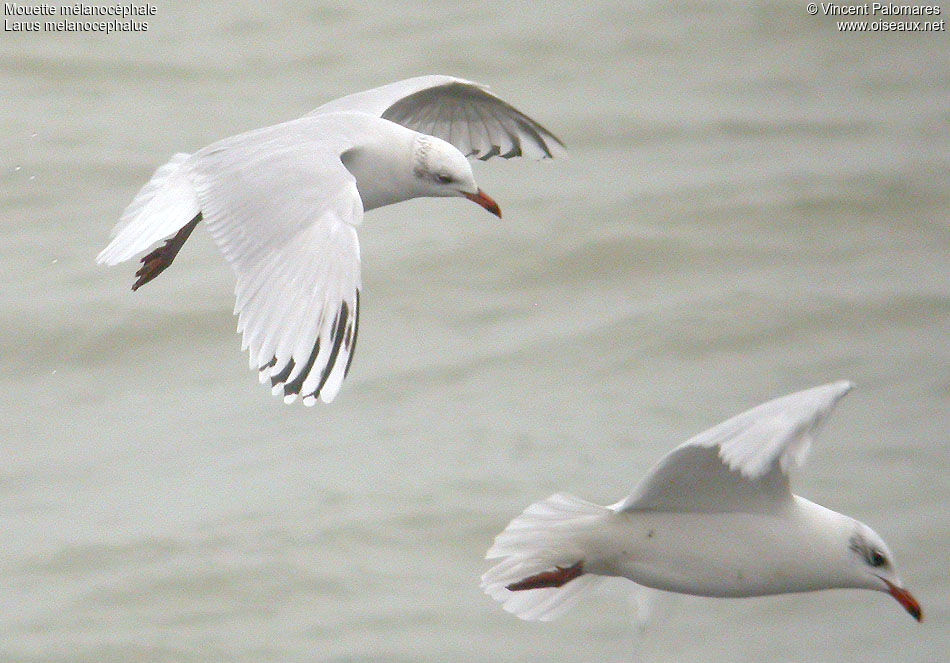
[308, 75, 565, 161]
[190, 116, 363, 405]
[615, 381, 854, 513]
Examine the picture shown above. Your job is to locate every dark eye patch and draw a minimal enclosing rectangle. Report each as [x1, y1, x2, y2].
[868, 548, 887, 567]
[435, 173, 453, 184]
[849, 534, 888, 568]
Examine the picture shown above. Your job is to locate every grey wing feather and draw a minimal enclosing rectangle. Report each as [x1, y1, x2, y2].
[382, 82, 564, 160]
[308, 75, 564, 161]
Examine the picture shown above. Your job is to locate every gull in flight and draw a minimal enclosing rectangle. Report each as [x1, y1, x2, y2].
[481, 381, 922, 623]
[98, 75, 564, 405]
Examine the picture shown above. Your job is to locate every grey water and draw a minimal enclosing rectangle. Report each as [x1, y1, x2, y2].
[1, 1, 948, 661]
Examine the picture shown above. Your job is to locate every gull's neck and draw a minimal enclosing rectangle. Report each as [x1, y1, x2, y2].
[340, 122, 421, 214]
[788, 496, 865, 588]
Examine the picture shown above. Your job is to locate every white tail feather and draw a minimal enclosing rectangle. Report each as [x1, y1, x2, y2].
[481, 492, 609, 622]
[97, 153, 200, 265]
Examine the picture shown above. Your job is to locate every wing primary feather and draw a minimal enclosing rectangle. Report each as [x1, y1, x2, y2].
[516, 118, 553, 158]
[472, 101, 507, 159]
[463, 103, 483, 158]
[479, 145, 501, 161]
[271, 246, 333, 384]
[281, 336, 323, 397]
[234, 250, 281, 316]
[407, 96, 441, 140]
[426, 96, 451, 144]
[377, 80, 562, 161]
[256, 258, 314, 373]
[449, 100, 472, 157]
[259, 356, 277, 372]
[489, 106, 523, 158]
[498, 99, 564, 155]
[241, 250, 295, 355]
[269, 358, 296, 387]
[343, 290, 360, 377]
[386, 102, 420, 135]
[477, 89, 562, 157]
[303, 301, 349, 401]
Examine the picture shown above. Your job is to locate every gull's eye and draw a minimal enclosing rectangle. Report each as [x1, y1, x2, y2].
[868, 548, 887, 568]
[849, 534, 888, 568]
[435, 173, 453, 184]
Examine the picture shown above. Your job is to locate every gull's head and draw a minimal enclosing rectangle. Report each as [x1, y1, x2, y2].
[845, 522, 922, 622]
[412, 135, 501, 217]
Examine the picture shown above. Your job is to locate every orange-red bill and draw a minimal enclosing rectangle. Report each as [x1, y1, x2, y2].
[463, 188, 501, 218]
[882, 578, 923, 622]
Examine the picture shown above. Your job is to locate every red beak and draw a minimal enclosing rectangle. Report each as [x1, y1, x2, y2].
[463, 188, 501, 218]
[882, 577, 923, 622]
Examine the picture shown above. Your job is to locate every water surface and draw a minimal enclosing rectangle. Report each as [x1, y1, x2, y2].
[1, 2, 948, 661]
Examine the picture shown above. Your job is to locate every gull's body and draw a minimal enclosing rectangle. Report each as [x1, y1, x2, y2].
[97, 76, 564, 405]
[481, 382, 922, 623]
[562, 497, 865, 599]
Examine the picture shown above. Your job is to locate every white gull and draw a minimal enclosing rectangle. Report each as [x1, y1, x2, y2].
[97, 75, 564, 405]
[481, 381, 922, 623]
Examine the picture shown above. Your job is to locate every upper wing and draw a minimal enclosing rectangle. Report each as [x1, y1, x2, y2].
[614, 381, 854, 513]
[308, 75, 565, 161]
[189, 116, 363, 405]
